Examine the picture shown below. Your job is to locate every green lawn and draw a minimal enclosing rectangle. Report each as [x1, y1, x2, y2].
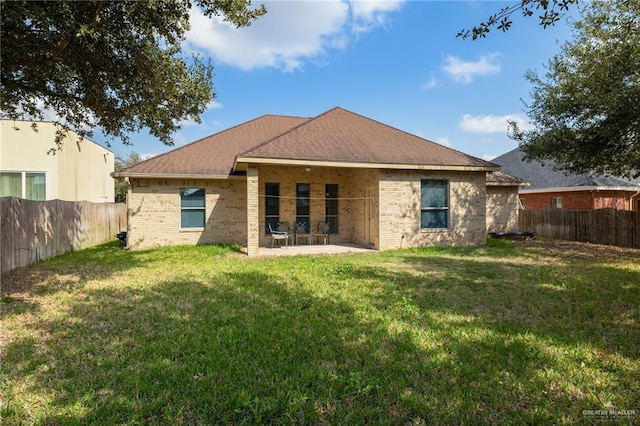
[1, 239, 638, 424]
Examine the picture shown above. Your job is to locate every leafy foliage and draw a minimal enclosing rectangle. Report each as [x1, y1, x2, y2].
[457, 0, 577, 40]
[509, 0, 640, 179]
[114, 151, 144, 203]
[0, 0, 266, 147]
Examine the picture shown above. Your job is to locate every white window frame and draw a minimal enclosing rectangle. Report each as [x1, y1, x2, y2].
[0, 171, 48, 200]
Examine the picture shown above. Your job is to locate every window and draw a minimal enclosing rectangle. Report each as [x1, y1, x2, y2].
[26, 173, 46, 200]
[265, 182, 280, 234]
[180, 188, 205, 228]
[421, 179, 449, 229]
[552, 197, 563, 209]
[0, 172, 46, 200]
[296, 183, 310, 230]
[0, 173, 22, 197]
[325, 184, 339, 233]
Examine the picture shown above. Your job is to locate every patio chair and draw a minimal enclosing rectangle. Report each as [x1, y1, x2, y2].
[268, 222, 290, 248]
[312, 221, 330, 245]
[294, 222, 311, 245]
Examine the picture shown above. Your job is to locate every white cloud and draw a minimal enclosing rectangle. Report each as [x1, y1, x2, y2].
[459, 113, 534, 134]
[433, 136, 452, 147]
[350, 0, 404, 34]
[185, 0, 404, 71]
[420, 76, 438, 91]
[482, 154, 495, 161]
[176, 100, 223, 127]
[172, 133, 190, 147]
[443, 53, 501, 83]
[141, 153, 158, 160]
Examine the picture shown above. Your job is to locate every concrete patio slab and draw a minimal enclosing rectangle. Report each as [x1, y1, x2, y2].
[255, 243, 377, 257]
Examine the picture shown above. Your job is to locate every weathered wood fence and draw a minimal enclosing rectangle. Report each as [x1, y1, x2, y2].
[519, 208, 640, 249]
[1, 197, 127, 274]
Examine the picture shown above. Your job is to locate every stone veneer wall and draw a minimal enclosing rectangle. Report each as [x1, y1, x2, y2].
[127, 178, 247, 250]
[378, 170, 487, 250]
[486, 186, 520, 233]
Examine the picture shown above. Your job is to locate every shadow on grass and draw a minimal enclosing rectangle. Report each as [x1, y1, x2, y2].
[1, 243, 638, 424]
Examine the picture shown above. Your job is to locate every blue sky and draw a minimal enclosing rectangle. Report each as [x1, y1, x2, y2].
[101, 0, 577, 163]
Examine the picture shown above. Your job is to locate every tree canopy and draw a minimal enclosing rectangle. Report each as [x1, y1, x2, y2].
[457, 0, 577, 40]
[114, 151, 143, 202]
[0, 0, 266, 147]
[508, 0, 640, 179]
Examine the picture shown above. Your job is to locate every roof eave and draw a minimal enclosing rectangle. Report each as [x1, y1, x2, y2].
[234, 157, 499, 172]
[487, 181, 530, 187]
[111, 172, 241, 180]
[520, 185, 640, 194]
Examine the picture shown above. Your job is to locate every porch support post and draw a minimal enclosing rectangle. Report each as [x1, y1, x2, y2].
[246, 165, 259, 256]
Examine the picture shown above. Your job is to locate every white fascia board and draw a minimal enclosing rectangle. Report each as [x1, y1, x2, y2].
[110, 172, 241, 180]
[234, 157, 499, 172]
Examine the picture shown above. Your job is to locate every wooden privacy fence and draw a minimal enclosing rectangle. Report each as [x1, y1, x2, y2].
[519, 208, 640, 249]
[1, 197, 126, 274]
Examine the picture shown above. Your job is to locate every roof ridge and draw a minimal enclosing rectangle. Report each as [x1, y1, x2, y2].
[117, 113, 303, 173]
[239, 113, 316, 156]
[332, 107, 497, 167]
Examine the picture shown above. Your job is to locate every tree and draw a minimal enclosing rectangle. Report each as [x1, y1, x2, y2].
[114, 151, 143, 203]
[457, 0, 577, 40]
[508, 0, 640, 179]
[1, 0, 266, 147]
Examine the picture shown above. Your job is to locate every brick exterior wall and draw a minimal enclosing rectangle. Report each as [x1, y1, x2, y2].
[378, 170, 487, 250]
[127, 178, 246, 250]
[256, 165, 355, 248]
[127, 167, 499, 253]
[246, 166, 259, 256]
[520, 190, 638, 211]
[486, 186, 520, 232]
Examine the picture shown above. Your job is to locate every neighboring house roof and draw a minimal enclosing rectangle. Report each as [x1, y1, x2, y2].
[492, 148, 639, 191]
[486, 170, 529, 187]
[114, 107, 497, 179]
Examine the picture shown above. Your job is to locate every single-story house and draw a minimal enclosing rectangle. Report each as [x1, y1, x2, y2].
[492, 148, 640, 211]
[1, 120, 115, 202]
[113, 107, 522, 256]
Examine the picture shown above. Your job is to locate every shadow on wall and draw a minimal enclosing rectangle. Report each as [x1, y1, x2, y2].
[197, 191, 248, 246]
[1, 197, 126, 274]
[394, 176, 486, 249]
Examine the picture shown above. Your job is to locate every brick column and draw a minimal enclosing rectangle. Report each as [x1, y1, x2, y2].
[246, 165, 259, 256]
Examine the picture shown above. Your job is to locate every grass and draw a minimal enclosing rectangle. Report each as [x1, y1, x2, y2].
[1, 239, 639, 424]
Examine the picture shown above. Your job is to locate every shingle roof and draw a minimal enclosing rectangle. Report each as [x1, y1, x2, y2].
[486, 170, 529, 186]
[492, 148, 639, 189]
[240, 107, 495, 168]
[115, 114, 310, 177]
[115, 107, 496, 178]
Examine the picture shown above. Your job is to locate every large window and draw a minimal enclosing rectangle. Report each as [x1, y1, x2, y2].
[421, 179, 449, 229]
[296, 183, 310, 230]
[325, 184, 339, 233]
[0, 172, 46, 200]
[180, 188, 205, 228]
[265, 182, 280, 234]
